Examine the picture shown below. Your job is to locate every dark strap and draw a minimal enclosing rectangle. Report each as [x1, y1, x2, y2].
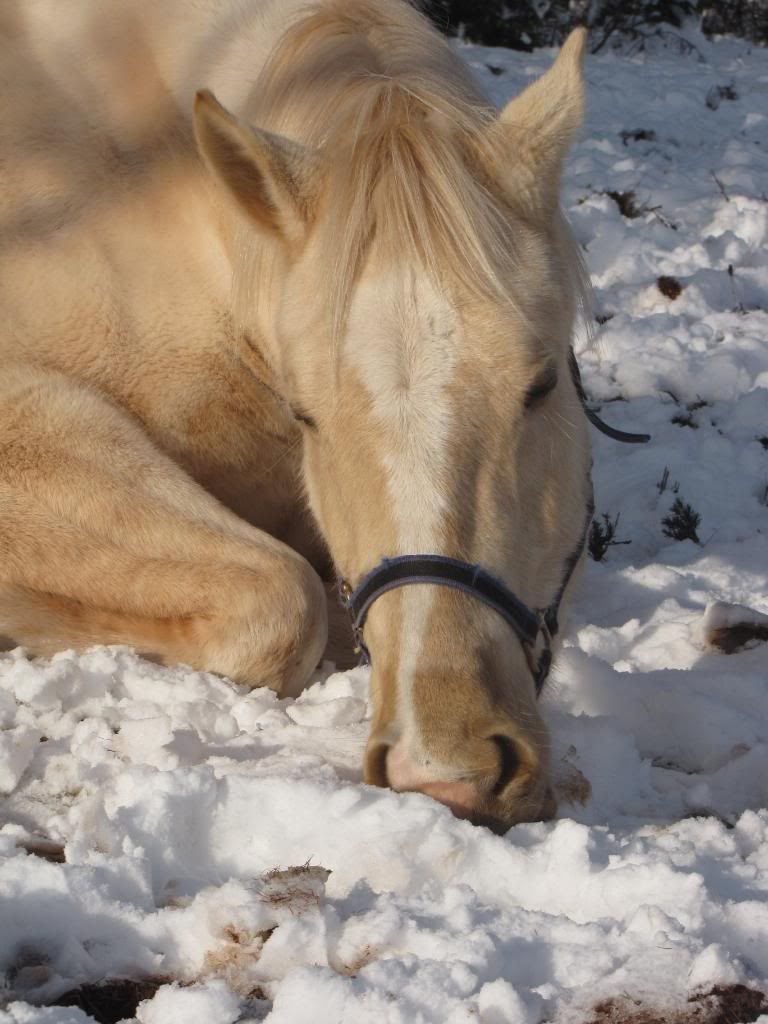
[543, 492, 594, 638]
[344, 554, 541, 647]
[339, 554, 552, 695]
[568, 350, 651, 445]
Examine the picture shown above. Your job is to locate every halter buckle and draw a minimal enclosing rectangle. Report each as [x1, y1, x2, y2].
[523, 614, 554, 696]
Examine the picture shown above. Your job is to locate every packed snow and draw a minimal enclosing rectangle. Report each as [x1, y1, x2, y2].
[2, 26, 768, 1024]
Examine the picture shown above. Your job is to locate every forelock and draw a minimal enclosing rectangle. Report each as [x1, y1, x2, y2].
[231, 0, 589, 349]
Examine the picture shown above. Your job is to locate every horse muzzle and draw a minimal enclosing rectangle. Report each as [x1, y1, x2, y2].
[364, 704, 556, 833]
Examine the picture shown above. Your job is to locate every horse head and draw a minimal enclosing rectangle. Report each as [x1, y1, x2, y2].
[194, 13, 591, 832]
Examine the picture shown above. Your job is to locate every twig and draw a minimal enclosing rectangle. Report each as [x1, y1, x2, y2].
[711, 172, 730, 202]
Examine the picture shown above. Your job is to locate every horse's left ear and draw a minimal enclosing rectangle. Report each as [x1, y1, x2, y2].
[498, 28, 587, 213]
[193, 89, 321, 242]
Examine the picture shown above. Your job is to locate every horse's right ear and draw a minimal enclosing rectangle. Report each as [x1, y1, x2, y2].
[497, 28, 586, 213]
[193, 89, 321, 241]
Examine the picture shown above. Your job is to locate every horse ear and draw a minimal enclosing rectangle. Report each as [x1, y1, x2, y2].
[498, 28, 586, 212]
[193, 89, 320, 240]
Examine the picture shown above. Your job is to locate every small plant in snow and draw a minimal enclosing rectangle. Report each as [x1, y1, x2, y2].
[671, 411, 697, 428]
[594, 189, 677, 230]
[656, 467, 680, 495]
[662, 497, 701, 543]
[607, 189, 643, 218]
[589, 512, 631, 561]
[705, 82, 739, 110]
[620, 128, 657, 145]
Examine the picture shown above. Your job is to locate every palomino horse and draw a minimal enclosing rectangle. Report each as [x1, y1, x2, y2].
[0, 0, 592, 832]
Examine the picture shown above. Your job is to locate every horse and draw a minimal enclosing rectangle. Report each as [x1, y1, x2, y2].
[0, 0, 591, 832]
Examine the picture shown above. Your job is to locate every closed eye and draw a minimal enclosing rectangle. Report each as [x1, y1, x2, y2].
[524, 365, 558, 409]
[294, 407, 319, 428]
[291, 406, 318, 430]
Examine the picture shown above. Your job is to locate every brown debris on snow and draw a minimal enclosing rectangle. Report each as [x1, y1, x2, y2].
[585, 984, 768, 1024]
[258, 863, 331, 913]
[708, 621, 768, 654]
[202, 923, 274, 996]
[15, 836, 66, 863]
[699, 601, 768, 654]
[201, 863, 331, 994]
[657, 275, 684, 300]
[55, 977, 172, 1024]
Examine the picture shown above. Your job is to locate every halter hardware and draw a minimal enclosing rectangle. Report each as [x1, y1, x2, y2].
[338, 351, 649, 695]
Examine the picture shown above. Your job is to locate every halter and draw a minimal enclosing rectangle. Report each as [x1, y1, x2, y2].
[338, 351, 649, 694]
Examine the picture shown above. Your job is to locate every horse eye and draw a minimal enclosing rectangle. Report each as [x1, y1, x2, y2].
[291, 407, 318, 430]
[524, 367, 558, 409]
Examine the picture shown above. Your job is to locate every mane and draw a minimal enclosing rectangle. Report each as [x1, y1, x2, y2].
[233, 0, 589, 341]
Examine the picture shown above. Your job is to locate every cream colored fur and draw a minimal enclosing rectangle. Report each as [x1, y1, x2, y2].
[0, 0, 591, 831]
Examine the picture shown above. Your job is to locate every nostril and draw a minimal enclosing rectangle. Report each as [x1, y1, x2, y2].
[364, 742, 390, 787]
[491, 735, 520, 796]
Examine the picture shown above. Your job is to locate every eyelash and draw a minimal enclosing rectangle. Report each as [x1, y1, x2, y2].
[292, 408, 318, 430]
[291, 378, 554, 425]
[524, 373, 558, 409]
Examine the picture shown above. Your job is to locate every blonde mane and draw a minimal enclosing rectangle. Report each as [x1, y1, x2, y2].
[233, 0, 534, 339]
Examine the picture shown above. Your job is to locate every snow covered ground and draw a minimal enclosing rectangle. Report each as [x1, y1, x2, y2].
[2, 27, 768, 1024]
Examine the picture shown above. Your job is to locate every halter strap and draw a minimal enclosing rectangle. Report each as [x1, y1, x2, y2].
[339, 492, 594, 696]
[338, 351, 648, 695]
[568, 350, 651, 445]
[544, 493, 595, 637]
[344, 556, 540, 646]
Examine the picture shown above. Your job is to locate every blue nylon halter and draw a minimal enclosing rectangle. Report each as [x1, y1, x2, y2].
[338, 352, 649, 695]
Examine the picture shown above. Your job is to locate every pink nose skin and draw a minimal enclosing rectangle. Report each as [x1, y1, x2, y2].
[386, 743, 489, 819]
[414, 780, 487, 819]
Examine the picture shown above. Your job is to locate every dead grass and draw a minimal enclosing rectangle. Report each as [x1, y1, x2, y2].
[39, 863, 334, 1018]
[258, 863, 331, 914]
[586, 985, 768, 1024]
[200, 863, 332, 993]
[201, 923, 274, 996]
[337, 944, 379, 977]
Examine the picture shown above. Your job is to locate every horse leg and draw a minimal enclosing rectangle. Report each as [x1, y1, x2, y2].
[0, 365, 327, 695]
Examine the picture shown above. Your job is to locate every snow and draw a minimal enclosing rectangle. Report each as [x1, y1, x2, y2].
[2, 28, 768, 1024]
[135, 981, 240, 1024]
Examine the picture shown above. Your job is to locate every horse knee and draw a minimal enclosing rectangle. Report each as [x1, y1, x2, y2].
[262, 557, 328, 695]
[207, 557, 328, 695]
